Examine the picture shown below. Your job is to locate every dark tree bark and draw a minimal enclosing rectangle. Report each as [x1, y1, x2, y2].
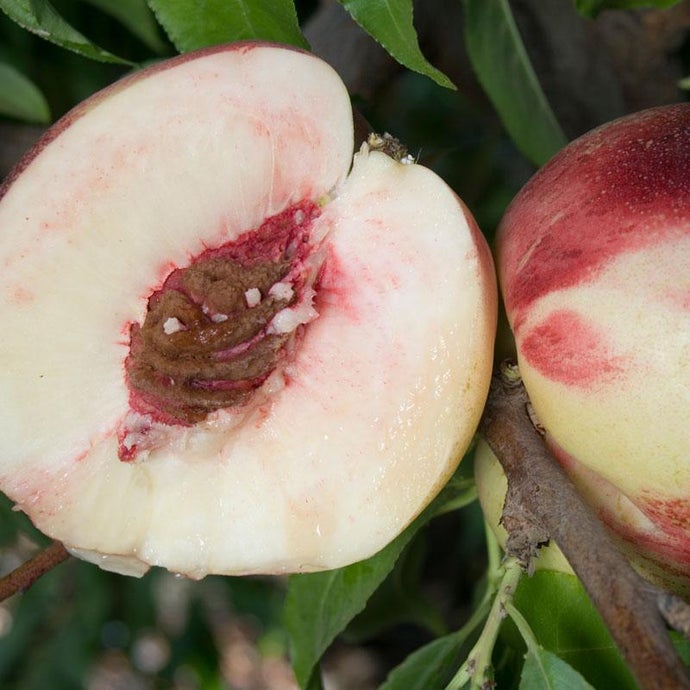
[480, 365, 690, 690]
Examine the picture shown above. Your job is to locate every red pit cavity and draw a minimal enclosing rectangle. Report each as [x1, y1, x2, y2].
[122, 201, 321, 450]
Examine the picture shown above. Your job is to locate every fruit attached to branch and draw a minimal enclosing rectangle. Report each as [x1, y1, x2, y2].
[497, 103, 690, 596]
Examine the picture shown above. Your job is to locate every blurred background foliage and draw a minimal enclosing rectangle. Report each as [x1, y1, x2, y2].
[0, 0, 689, 688]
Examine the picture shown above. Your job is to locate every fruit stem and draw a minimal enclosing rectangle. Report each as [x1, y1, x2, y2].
[445, 556, 523, 690]
[479, 362, 690, 690]
[0, 541, 70, 602]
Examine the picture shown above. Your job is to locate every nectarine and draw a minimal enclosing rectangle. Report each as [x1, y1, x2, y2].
[497, 103, 690, 593]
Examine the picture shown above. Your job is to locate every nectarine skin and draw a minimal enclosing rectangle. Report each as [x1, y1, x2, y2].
[497, 104, 690, 592]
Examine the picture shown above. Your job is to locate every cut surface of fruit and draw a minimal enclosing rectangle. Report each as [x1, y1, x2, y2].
[497, 104, 690, 590]
[0, 43, 496, 578]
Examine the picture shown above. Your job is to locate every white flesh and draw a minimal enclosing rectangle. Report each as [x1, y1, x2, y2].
[0, 45, 495, 577]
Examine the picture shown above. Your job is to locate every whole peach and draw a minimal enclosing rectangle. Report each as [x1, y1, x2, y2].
[497, 104, 690, 593]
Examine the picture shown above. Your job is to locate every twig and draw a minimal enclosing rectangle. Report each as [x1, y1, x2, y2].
[479, 363, 690, 690]
[446, 556, 523, 690]
[0, 541, 71, 602]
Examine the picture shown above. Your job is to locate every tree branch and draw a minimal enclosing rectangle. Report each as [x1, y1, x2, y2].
[480, 363, 690, 690]
[0, 541, 70, 602]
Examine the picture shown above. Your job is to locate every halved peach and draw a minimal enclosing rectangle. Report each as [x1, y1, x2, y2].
[0, 43, 496, 578]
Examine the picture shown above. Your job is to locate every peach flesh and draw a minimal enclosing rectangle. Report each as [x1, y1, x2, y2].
[0, 43, 497, 578]
[497, 103, 690, 590]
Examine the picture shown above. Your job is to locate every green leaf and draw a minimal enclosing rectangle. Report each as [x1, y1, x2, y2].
[146, 0, 308, 52]
[463, 0, 567, 166]
[670, 631, 690, 669]
[507, 571, 637, 689]
[285, 474, 476, 689]
[338, 0, 454, 89]
[574, 0, 683, 17]
[83, 0, 167, 53]
[344, 536, 446, 642]
[382, 565, 494, 690]
[0, 0, 133, 64]
[520, 648, 596, 690]
[0, 61, 50, 123]
[380, 630, 473, 690]
[284, 525, 422, 688]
